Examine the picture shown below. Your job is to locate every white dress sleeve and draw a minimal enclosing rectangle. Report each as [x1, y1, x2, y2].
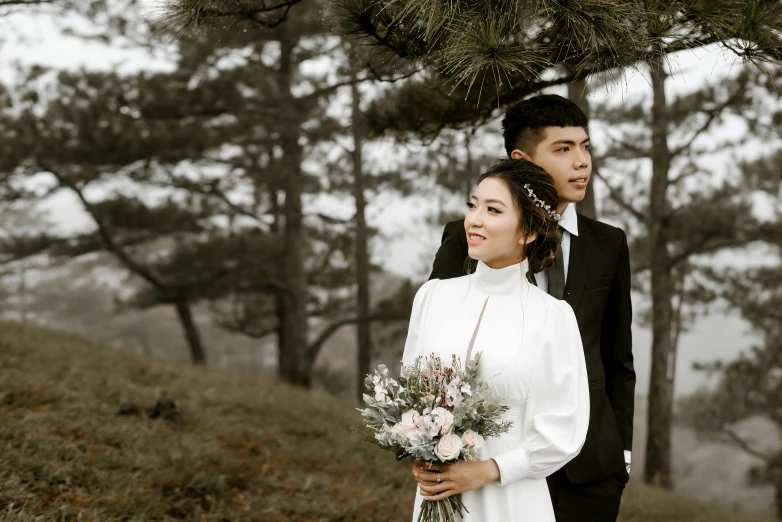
[401, 279, 439, 369]
[492, 299, 590, 486]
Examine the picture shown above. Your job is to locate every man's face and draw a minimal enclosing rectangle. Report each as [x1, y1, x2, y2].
[511, 126, 591, 211]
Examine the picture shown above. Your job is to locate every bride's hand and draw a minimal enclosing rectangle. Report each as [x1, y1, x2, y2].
[412, 459, 501, 501]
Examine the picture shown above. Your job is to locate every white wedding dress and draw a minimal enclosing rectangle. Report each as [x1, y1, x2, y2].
[402, 260, 589, 521]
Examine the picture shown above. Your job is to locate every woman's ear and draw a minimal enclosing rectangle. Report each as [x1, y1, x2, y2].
[519, 232, 538, 246]
[511, 149, 532, 161]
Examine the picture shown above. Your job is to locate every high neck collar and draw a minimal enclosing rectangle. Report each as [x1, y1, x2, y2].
[473, 259, 529, 295]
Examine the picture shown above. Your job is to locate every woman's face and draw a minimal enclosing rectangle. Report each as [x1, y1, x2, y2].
[464, 177, 532, 269]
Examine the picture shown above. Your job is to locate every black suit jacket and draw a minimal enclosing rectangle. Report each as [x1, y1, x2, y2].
[429, 215, 635, 484]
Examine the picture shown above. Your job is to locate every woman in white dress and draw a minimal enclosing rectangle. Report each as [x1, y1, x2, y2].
[403, 159, 590, 521]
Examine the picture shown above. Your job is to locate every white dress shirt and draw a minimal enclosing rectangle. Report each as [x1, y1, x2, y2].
[534, 204, 632, 471]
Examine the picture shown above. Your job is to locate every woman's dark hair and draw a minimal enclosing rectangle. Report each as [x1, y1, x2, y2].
[470, 158, 561, 283]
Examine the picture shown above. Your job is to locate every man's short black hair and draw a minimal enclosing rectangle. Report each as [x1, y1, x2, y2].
[502, 94, 589, 157]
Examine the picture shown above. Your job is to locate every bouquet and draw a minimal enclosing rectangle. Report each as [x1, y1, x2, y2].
[358, 353, 512, 522]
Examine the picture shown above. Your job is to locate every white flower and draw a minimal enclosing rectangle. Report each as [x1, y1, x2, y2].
[391, 422, 408, 439]
[434, 433, 463, 461]
[431, 407, 455, 435]
[460, 382, 472, 396]
[416, 413, 440, 439]
[401, 410, 419, 427]
[399, 410, 421, 438]
[460, 430, 484, 449]
[445, 380, 463, 407]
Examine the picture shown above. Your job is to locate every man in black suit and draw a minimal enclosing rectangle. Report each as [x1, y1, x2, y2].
[429, 94, 635, 521]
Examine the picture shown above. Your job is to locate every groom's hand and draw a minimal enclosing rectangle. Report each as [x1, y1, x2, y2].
[412, 459, 500, 501]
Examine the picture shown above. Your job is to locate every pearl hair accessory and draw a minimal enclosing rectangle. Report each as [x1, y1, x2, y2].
[523, 183, 563, 221]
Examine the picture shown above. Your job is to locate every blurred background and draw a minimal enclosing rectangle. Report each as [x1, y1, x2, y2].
[0, 1, 781, 521]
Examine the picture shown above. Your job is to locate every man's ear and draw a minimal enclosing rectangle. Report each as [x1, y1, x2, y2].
[511, 149, 532, 161]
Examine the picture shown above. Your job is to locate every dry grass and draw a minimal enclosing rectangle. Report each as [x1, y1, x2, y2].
[0, 321, 773, 521]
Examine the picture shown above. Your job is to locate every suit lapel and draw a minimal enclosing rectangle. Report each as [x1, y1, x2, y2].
[564, 214, 592, 311]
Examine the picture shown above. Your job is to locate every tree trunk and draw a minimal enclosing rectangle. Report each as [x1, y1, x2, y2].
[19, 261, 27, 324]
[174, 298, 207, 365]
[278, 26, 310, 387]
[775, 476, 782, 520]
[666, 270, 686, 416]
[350, 48, 373, 403]
[269, 188, 288, 381]
[568, 76, 597, 219]
[464, 131, 475, 200]
[644, 54, 675, 489]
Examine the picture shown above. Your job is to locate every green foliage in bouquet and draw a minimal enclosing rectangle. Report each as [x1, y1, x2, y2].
[452, 353, 513, 438]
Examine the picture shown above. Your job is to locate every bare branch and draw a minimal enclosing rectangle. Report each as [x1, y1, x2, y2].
[604, 132, 651, 158]
[232, 280, 288, 296]
[721, 427, 770, 462]
[0, 0, 51, 6]
[669, 162, 705, 187]
[309, 313, 408, 362]
[593, 168, 647, 223]
[670, 88, 746, 159]
[669, 235, 767, 269]
[36, 161, 165, 291]
[232, 325, 278, 339]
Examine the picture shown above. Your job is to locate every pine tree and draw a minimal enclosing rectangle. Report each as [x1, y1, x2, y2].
[680, 267, 782, 516]
[0, 54, 254, 364]
[678, 141, 782, 515]
[592, 65, 782, 487]
[327, 0, 782, 138]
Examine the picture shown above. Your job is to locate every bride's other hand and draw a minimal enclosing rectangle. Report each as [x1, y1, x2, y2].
[413, 459, 501, 501]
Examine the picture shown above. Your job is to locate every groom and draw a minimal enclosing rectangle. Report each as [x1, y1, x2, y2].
[429, 94, 635, 521]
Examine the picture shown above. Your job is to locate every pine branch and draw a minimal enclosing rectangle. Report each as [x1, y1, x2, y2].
[158, 0, 306, 32]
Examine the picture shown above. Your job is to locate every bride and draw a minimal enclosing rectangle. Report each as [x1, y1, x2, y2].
[402, 158, 590, 521]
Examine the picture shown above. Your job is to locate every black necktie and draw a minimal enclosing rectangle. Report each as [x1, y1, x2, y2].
[548, 226, 566, 300]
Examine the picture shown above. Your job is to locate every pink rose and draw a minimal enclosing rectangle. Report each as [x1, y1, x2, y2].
[434, 433, 463, 461]
[460, 430, 485, 449]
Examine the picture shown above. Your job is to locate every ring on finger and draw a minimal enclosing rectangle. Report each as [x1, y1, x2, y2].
[437, 473, 441, 483]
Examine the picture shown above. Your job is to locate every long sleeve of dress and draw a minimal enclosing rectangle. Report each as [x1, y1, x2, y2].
[492, 300, 590, 486]
[401, 279, 439, 369]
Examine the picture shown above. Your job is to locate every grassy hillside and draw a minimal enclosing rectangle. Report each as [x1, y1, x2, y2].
[0, 321, 773, 522]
